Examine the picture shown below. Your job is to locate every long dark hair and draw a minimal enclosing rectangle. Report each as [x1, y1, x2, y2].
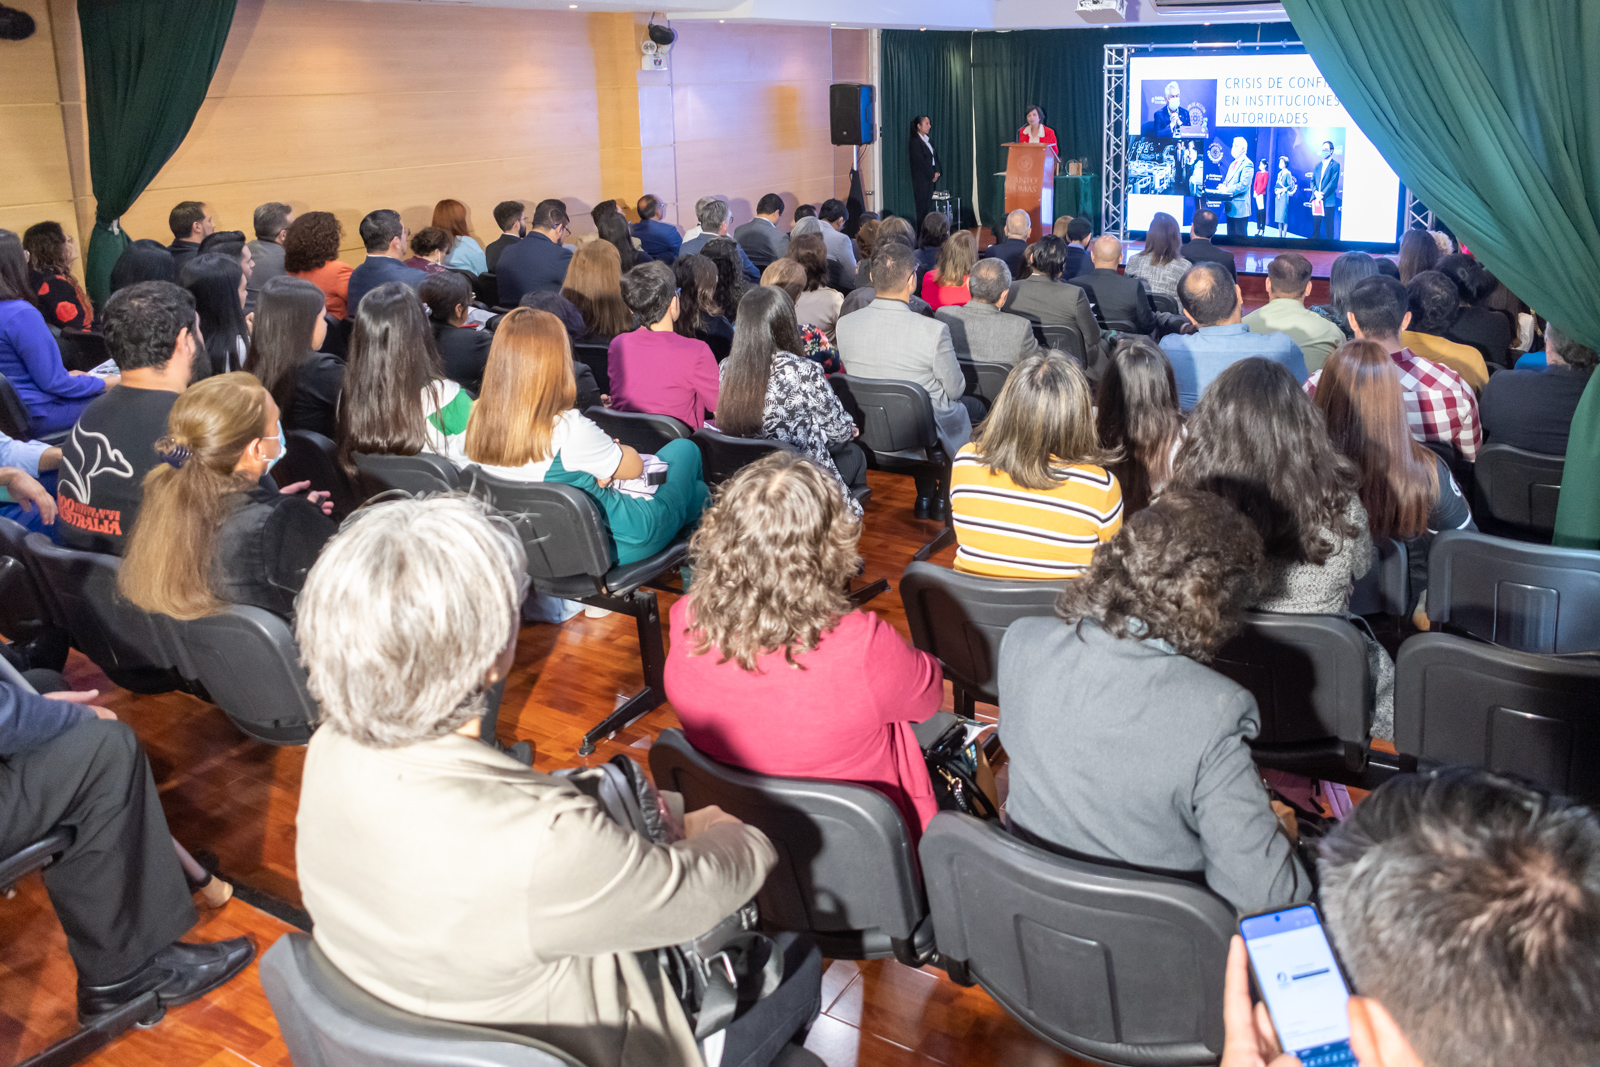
[1328, 252, 1379, 317]
[909, 115, 929, 139]
[1172, 358, 1360, 564]
[1096, 338, 1183, 515]
[595, 212, 637, 272]
[1142, 212, 1183, 266]
[717, 287, 805, 437]
[336, 282, 446, 472]
[1397, 229, 1440, 284]
[0, 230, 31, 303]
[245, 275, 327, 426]
[674, 254, 719, 337]
[22, 221, 72, 276]
[180, 252, 249, 376]
[703, 238, 749, 324]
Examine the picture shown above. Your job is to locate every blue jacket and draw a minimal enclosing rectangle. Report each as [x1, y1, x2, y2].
[345, 256, 430, 320]
[0, 680, 92, 756]
[1160, 323, 1308, 411]
[632, 218, 682, 263]
[495, 232, 575, 306]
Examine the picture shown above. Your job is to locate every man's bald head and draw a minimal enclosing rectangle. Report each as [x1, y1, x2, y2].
[1177, 261, 1241, 327]
[1005, 209, 1032, 240]
[1090, 235, 1122, 268]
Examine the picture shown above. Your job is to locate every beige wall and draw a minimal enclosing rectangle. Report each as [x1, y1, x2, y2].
[0, 0, 89, 247]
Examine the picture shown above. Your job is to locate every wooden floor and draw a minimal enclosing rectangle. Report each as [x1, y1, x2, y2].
[0, 469, 1101, 1067]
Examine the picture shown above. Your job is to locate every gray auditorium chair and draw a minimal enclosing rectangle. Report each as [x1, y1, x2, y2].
[1210, 611, 1374, 782]
[0, 515, 54, 641]
[1427, 530, 1600, 653]
[351, 451, 462, 498]
[261, 934, 585, 1067]
[1473, 443, 1562, 542]
[898, 561, 1066, 714]
[649, 728, 934, 966]
[1393, 632, 1600, 803]
[691, 426, 801, 486]
[174, 605, 319, 746]
[830, 374, 954, 561]
[278, 430, 362, 520]
[56, 328, 110, 374]
[571, 341, 611, 394]
[1347, 537, 1408, 617]
[1029, 321, 1088, 366]
[957, 359, 1013, 407]
[584, 406, 692, 455]
[919, 812, 1233, 1067]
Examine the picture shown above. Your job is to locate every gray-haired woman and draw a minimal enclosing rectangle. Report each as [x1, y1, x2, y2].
[293, 494, 820, 1067]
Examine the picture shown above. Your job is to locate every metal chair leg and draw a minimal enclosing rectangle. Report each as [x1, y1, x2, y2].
[578, 588, 667, 756]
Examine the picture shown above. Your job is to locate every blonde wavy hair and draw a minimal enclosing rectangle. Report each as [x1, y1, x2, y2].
[683, 452, 861, 671]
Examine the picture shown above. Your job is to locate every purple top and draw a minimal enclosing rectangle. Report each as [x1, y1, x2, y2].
[607, 328, 720, 430]
[0, 299, 104, 413]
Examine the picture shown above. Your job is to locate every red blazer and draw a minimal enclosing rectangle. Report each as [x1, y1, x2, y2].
[1017, 124, 1058, 149]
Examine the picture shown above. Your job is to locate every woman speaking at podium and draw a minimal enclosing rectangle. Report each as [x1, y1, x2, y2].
[1017, 104, 1057, 149]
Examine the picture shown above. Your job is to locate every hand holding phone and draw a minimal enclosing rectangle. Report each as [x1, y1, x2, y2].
[1222, 936, 1299, 1067]
[1239, 904, 1358, 1067]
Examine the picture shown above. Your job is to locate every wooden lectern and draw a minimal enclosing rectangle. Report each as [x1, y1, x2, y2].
[1002, 143, 1058, 243]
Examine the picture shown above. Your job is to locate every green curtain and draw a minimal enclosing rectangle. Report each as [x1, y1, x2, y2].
[880, 31, 974, 226]
[79, 0, 238, 308]
[1280, 0, 1600, 545]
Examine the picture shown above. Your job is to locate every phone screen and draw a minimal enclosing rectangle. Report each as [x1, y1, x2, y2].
[1240, 905, 1355, 1062]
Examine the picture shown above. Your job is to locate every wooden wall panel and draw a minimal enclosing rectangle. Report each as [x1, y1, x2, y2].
[0, 0, 80, 244]
[831, 28, 872, 201]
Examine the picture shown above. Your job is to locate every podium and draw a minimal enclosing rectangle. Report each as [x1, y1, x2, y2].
[1002, 142, 1058, 243]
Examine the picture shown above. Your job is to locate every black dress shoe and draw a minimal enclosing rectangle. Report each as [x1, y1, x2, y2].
[927, 496, 948, 522]
[913, 495, 932, 519]
[78, 937, 255, 1024]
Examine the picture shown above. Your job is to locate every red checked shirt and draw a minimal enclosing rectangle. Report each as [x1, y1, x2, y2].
[1306, 346, 1482, 462]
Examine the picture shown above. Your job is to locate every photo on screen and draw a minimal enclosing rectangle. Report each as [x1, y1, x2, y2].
[1140, 78, 1218, 139]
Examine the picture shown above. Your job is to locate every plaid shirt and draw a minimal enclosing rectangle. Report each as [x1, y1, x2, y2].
[1306, 346, 1482, 461]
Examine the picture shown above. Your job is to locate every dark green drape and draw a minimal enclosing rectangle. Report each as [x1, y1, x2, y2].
[79, 0, 237, 307]
[1280, 0, 1600, 545]
[880, 31, 974, 226]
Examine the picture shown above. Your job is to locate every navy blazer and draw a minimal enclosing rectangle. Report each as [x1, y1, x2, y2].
[981, 238, 1027, 278]
[345, 256, 430, 320]
[632, 219, 682, 263]
[495, 232, 574, 306]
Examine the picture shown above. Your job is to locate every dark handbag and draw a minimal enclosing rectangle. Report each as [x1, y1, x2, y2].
[555, 756, 783, 1039]
[923, 719, 1000, 822]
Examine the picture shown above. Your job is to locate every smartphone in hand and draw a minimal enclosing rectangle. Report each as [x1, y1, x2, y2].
[1238, 903, 1358, 1067]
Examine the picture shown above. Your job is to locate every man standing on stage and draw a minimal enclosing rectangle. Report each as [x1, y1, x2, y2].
[1216, 137, 1254, 238]
[1309, 140, 1342, 240]
[909, 116, 940, 228]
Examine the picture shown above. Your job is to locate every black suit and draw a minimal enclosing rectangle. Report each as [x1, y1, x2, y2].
[1449, 306, 1514, 369]
[1062, 244, 1092, 281]
[1310, 158, 1341, 240]
[909, 133, 939, 230]
[1070, 268, 1160, 335]
[484, 233, 521, 273]
[433, 320, 494, 394]
[1181, 237, 1237, 281]
[982, 238, 1027, 279]
[1153, 105, 1186, 138]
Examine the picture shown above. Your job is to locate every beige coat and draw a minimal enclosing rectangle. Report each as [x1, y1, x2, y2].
[296, 729, 777, 1067]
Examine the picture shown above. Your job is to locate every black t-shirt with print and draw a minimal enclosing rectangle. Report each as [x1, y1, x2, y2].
[57, 386, 178, 555]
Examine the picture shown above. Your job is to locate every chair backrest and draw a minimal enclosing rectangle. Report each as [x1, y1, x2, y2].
[471, 271, 500, 309]
[1394, 632, 1600, 802]
[919, 812, 1232, 1066]
[1473, 443, 1563, 540]
[352, 451, 462, 498]
[898, 562, 1065, 706]
[691, 427, 799, 486]
[571, 342, 611, 394]
[1427, 530, 1600, 654]
[830, 375, 938, 460]
[1033, 322, 1086, 365]
[0, 515, 54, 640]
[1210, 611, 1373, 750]
[278, 430, 362, 520]
[648, 728, 927, 956]
[260, 934, 583, 1067]
[1150, 292, 1180, 315]
[957, 359, 1013, 406]
[57, 329, 111, 373]
[1348, 537, 1409, 617]
[470, 470, 614, 593]
[0, 373, 32, 440]
[23, 533, 185, 694]
[583, 406, 692, 455]
[175, 605, 319, 745]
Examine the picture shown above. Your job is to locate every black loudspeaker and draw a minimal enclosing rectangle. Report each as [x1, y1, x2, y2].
[830, 83, 875, 146]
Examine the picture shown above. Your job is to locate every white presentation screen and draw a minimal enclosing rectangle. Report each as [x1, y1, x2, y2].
[1126, 52, 1402, 245]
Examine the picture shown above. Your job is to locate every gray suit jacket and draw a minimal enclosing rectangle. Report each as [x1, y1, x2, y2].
[935, 301, 1040, 366]
[835, 298, 971, 455]
[733, 217, 788, 269]
[999, 616, 1311, 915]
[1003, 276, 1105, 371]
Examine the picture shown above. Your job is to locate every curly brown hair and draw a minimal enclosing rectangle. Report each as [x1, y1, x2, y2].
[283, 210, 343, 273]
[1054, 489, 1264, 660]
[683, 451, 862, 671]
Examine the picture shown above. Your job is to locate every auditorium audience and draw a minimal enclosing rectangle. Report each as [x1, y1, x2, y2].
[703, 237, 752, 325]
[949, 351, 1122, 578]
[484, 200, 525, 273]
[673, 253, 735, 361]
[610, 261, 719, 429]
[1174, 358, 1394, 738]
[57, 281, 195, 555]
[759, 258, 841, 371]
[166, 201, 214, 269]
[716, 287, 865, 509]
[561, 239, 632, 346]
[1179, 208, 1236, 280]
[915, 210, 949, 278]
[283, 211, 353, 319]
[1310, 251, 1380, 339]
[293, 493, 808, 1067]
[244, 275, 343, 439]
[1314, 340, 1474, 608]
[1095, 337, 1183, 515]
[246, 203, 293, 300]
[920, 229, 977, 310]
[1308, 275, 1482, 463]
[1401, 271, 1490, 389]
[1437, 253, 1514, 368]
[110, 239, 178, 295]
[1480, 320, 1595, 456]
[1160, 261, 1308, 411]
[1002, 234, 1105, 371]
[432, 199, 486, 275]
[854, 217, 882, 260]
[1396, 226, 1440, 283]
[936, 258, 1039, 366]
[336, 282, 471, 467]
[0, 230, 110, 435]
[632, 194, 681, 262]
[735, 192, 790, 269]
[999, 489, 1310, 914]
[402, 227, 453, 275]
[120, 372, 336, 621]
[793, 203, 817, 223]
[1071, 235, 1172, 338]
[1125, 211, 1190, 299]
[467, 308, 708, 563]
[1060, 216, 1094, 280]
[22, 221, 92, 330]
[494, 199, 574, 304]
[180, 253, 251, 375]
[665, 451, 940, 834]
[1242, 251, 1346, 370]
[346, 210, 428, 316]
[789, 233, 844, 340]
[420, 271, 492, 395]
[679, 198, 759, 281]
[838, 241, 936, 321]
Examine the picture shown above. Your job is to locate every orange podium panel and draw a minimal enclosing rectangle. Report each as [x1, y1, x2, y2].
[1002, 142, 1058, 243]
